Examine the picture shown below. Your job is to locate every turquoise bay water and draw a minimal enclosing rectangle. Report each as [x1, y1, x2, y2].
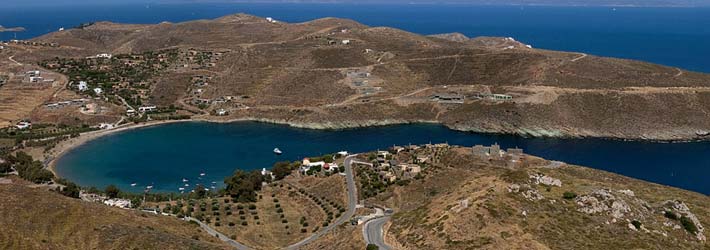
[56, 122, 710, 194]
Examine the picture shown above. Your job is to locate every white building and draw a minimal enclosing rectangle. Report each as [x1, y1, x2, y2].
[96, 53, 113, 59]
[15, 121, 31, 130]
[29, 76, 43, 83]
[138, 106, 157, 113]
[98, 123, 114, 130]
[103, 198, 132, 209]
[342, 40, 351, 45]
[77, 81, 88, 91]
[26, 70, 40, 77]
[261, 168, 274, 180]
[216, 109, 228, 116]
[93, 87, 103, 95]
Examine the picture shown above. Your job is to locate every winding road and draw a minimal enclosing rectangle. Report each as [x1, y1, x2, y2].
[285, 154, 359, 249]
[364, 216, 393, 250]
[185, 217, 252, 250]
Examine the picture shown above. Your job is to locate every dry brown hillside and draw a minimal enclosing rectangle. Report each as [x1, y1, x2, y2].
[2, 13, 710, 140]
[363, 146, 710, 250]
[0, 177, 230, 250]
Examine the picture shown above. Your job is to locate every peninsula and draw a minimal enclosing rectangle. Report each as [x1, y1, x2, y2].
[0, 25, 25, 32]
[0, 13, 709, 142]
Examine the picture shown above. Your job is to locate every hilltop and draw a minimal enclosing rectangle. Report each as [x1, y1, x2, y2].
[2, 13, 710, 141]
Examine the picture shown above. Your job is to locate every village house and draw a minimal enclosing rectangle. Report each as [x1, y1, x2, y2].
[138, 106, 157, 113]
[93, 87, 103, 95]
[15, 121, 31, 130]
[103, 198, 132, 209]
[77, 81, 88, 91]
[431, 93, 465, 104]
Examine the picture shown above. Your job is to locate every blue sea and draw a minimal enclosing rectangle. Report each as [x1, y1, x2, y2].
[1, 3, 709, 72]
[56, 122, 710, 194]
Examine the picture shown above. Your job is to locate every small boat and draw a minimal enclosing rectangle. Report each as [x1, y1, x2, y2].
[130, 183, 137, 187]
[211, 181, 217, 184]
[178, 187, 185, 191]
[184, 183, 190, 187]
[182, 178, 188, 182]
[273, 148, 283, 155]
[200, 172, 206, 177]
[146, 185, 153, 189]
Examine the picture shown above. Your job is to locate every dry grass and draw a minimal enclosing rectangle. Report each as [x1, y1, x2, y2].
[0, 178, 229, 250]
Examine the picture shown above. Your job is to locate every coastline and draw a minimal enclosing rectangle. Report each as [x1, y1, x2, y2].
[46, 115, 710, 178]
[46, 117, 436, 177]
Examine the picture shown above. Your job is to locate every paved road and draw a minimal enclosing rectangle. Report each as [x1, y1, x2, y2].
[285, 154, 359, 249]
[185, 217, 251, 250]
[363, 216, 393, 250]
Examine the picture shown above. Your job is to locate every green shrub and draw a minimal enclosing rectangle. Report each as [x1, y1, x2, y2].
[664, 211, 679, 220]
[562, 191, 577, 200]
[681, 216, 698, 234]
[241, 221, 248, 226]
[631, 220, 642, 230]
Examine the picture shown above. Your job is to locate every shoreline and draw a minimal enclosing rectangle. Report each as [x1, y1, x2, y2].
[46, 116, 710, 178]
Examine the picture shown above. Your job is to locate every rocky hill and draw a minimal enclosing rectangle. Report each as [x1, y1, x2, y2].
[359, 145, 710, 249]
[4, 13, 710, 140]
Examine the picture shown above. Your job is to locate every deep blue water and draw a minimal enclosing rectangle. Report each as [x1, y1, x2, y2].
[56, 122, 710, 195]
[1, 3, 709, 72]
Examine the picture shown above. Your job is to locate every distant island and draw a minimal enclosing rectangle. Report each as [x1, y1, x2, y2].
[0, 25, 25, 32]
[179, 0, 710, 7]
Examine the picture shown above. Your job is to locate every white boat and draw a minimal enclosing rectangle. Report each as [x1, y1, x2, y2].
[146, 185, 153, 189]
[130, 183, 137, 187]
[182, 178, 188, 182]
[200, 172, 206, 177]
[184, 183, 190, 187]
[273, 148, 283, 155]
[178, 187, 185, 191]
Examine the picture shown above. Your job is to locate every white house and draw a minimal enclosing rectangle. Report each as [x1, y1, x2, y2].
[324, 163, 339, 172]
[29, 76, 43, 83]
[93, 87, 103, 95]
[216, 109, 228, 116]
[342, 40, 351, 45]
[26, 70, 40, 77]
[138, 106, 157, 113]
[98, 123, 114, 130]
[77, 81, 88, 91]
[307, 161, 326, 167]
[15, 121, 31, 130]
[103, 198, 132, 209]
[261, 168, 274, 180]
[96, 53, 113, 59]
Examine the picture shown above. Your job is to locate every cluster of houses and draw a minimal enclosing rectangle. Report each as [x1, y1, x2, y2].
[80, 191, 132, 209]
[359, 144, 451, 183]
[24, 70, 54, 84]
[6, 39, 59, 47]
[472, 143, 525, 167]
[299, 156, 344, 175]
